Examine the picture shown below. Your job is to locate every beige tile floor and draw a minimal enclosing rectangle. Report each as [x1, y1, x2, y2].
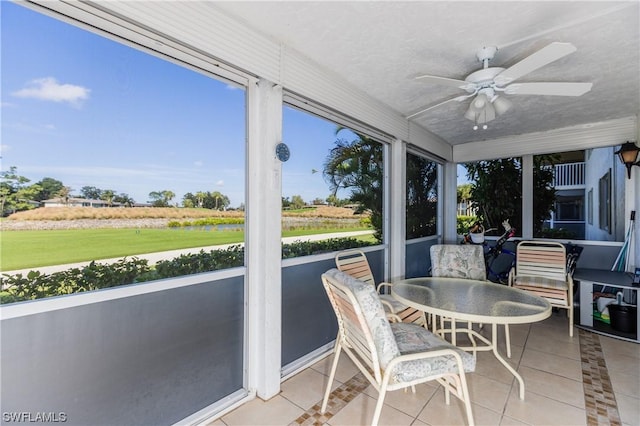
[212, 313, 639, 426]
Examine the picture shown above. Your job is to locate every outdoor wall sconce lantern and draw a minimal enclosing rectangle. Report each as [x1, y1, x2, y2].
[615, 141, 640, 179]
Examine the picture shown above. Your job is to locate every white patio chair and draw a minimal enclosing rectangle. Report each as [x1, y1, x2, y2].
[321, 268, 475, 426]
[335, 249, 425, 325]
[509, 241, 574, 337]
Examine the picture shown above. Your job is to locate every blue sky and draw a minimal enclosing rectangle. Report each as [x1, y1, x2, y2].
[1, 2, 351, 208]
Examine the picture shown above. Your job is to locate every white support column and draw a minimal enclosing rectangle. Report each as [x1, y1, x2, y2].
[246, 78, 283, 400]
[442, 162, 458, 243]
[389, 138, 406, 281]
[522, 155, 534, 239]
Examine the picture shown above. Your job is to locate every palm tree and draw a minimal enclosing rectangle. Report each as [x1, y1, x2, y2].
[56, 186, 73, 206]
[195, 191, 207, 208]
[101, 189, 115, 207]
[406, 154, 438, 239]
[323, 127, 384, 241]
[210, 191, 230, 210]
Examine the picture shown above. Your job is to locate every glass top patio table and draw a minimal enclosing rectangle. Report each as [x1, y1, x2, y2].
[392, 277, 552, 400]
[392, 277, 551, 325]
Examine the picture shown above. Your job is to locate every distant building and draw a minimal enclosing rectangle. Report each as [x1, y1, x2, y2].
[42, 197, 122, 208]
[544, 147, 625, 241]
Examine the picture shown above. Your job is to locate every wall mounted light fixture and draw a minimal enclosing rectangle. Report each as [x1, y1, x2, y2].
[615, 141, 640, 179]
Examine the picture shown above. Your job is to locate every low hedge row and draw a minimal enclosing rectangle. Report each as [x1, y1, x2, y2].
[0, 237, 374, 304]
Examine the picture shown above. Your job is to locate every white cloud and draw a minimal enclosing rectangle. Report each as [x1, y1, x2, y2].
[194, 161, 203, 167]
[1, 144, 11, 154]
[216, 180, 224, 186]
[12, 77, 90, 107]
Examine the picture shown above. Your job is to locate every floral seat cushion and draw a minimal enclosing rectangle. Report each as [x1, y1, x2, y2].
[430, 245, 486, 281]
[390, 322, 475, 383]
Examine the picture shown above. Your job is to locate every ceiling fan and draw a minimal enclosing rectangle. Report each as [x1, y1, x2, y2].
[407, 42, 593, 129]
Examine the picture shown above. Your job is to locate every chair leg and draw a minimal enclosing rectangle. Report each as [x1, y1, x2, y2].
[569, 307, 574, 337]
[321, 341, 343, 413]
[371, 381, 389, 426]
[444, 377, 451, 405]
[459, 372, 475, 426]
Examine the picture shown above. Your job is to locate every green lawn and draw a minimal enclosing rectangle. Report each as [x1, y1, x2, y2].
[1, 227, 373, 271]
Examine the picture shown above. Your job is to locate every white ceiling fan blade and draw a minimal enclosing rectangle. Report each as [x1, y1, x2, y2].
[406, 94, 471, 119]
[494, 42, 577, 86]
[504, 82, 593, 96]
[414, 74, 469, 89]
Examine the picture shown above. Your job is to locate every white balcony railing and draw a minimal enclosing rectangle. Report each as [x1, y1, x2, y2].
[553, 162, 585, 188]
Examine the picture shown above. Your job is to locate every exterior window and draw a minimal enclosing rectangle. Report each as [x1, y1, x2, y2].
[534, 147, 624, 241]
[1, 3, 246, 303]
[588, 189, 593, 225]
[599, 170, 611, 233]
[406, 152, 438, 239]
[535, 150, 583, 239]
[459, 157, 523, 237]
[281, 105, 380, 256]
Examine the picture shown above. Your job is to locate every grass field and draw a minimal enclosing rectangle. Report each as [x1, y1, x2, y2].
[1, 226, 373, 271]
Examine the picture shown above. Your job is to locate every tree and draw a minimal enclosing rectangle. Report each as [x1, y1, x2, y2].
[406, 155, 438, 239]
[35, 177, 64, 201]
[0, 166, 31, 215]
[323, 128, 383, 241]
[457, 183, 473, 205]
[195, 191, 207, 208]
[290, 195, 305, 209]
[101, 189, 116, 207]
[55, 186, 73, 206]
[209, 191, 230, 211]
[463, 156, 556, 235]
[149, 190, 175, 207]
[114, 193, 134, 207]
[326, 195, 351, 207]
[80, 186, 102, 200]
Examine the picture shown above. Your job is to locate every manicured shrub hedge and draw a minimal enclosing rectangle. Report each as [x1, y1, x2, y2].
[0, 237, 374, 304]
[0, 257, 151, 304]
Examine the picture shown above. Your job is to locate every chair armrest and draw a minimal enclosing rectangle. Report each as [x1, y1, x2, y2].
[380, 299, 396, 314]
[377, 281, 393, 293]
[386, 313, 402, 323]
[507, 269, 515, 286]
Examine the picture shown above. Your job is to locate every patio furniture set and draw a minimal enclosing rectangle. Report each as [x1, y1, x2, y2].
[322, 242, 576, 426]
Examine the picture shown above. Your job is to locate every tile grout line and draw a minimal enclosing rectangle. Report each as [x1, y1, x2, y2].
[289, 372, 369, 426]
[578, 328, 622, 426]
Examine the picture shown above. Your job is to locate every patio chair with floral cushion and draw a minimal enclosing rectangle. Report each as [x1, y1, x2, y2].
[430, 244, 512, 357]
[335, 249, 425, 325]
[320, 268, 475, 426]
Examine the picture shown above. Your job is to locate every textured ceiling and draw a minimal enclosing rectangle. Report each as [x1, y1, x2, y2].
[214, 1, 640, 145]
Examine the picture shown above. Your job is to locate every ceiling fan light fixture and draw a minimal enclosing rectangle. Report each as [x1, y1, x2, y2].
[492, 96, 513, 116]
[411, 42, 592, 127]
[473, 94, 487, 110]
[464, 105, 477, 121]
